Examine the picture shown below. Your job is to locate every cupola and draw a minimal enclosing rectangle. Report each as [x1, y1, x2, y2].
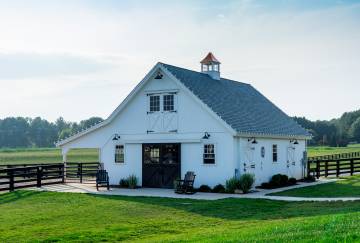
[200, 52, 221, 80]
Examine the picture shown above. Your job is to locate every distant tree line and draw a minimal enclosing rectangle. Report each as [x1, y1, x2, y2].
[0, 117, 103, 148]
[1, 109, 360, 148]
[294, 109, 360, 147]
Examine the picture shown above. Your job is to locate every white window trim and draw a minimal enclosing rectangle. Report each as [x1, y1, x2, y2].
[147, 92, 178, 113]
[202, 143, 217, 166]
[114, 144, 126, 164]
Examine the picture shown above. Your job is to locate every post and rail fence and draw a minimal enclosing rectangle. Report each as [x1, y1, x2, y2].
[307, 152, 360, 179]
[0, 162, 100, 192]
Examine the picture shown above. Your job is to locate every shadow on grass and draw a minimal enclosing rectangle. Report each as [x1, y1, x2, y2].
[0, 190, 41, 205]
[87, 193, 360, 221]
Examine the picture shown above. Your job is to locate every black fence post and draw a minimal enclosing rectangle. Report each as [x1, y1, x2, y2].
[37, 166, 43, 188]
[307, 160, 310, 178]
[61, 164, 65, 183]
[80, 163, 83, 184]
[316, 160, 320, 179]
[9, 170, 14, 192]
[336, 160, 340, 177]
[351, 159, 354, 176]
[325, 161, 328, 177]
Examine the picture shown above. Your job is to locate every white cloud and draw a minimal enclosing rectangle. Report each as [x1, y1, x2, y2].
[0, 1, 359, 121]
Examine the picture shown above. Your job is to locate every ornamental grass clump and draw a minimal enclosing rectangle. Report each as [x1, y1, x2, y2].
[127, 174, 138, 189]
[238, 173, 255, 194]
[225, 177, 239, 193]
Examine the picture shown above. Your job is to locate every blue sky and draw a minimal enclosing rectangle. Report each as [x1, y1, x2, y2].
[0, 0, 359, 122]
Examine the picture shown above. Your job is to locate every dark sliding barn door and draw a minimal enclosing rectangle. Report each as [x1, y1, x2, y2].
[142, 143, 181, 188]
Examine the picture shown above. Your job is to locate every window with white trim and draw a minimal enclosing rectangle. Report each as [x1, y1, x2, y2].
[149, 95, 160, 112]
[163, 94, 174, 111]
[115, 145, 124, 163]
[272, 144, 278, 162]
[203, 144, 215, 164]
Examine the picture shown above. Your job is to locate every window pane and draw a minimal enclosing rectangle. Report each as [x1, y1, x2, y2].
[272, 145, 277, 162]
[163, 94, 174, 111]
[115, 145, 124, 163]
[203, 144, 215, 164]
[149, 95, 160, 112]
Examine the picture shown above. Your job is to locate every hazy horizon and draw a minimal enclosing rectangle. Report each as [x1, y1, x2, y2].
[1, 0, 359, 122]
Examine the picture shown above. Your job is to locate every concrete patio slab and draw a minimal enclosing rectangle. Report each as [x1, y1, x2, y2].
[25, 178, 360, 202]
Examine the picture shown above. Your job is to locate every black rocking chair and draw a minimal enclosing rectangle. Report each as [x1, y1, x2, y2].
[96, 169, 109, 191]
[175, 171, 196, 194]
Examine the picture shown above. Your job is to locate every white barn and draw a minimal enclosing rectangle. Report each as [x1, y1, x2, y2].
[57, 53, 311, 188]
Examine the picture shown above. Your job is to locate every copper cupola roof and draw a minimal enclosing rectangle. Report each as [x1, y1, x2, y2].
[200, 52, 221, 64]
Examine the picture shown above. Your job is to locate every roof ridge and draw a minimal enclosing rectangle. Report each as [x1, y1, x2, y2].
[159, 62, 250, 85]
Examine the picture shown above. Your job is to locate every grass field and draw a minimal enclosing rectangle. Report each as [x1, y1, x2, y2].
[0, 148, 98, 165]
[308, 144, 360, 157]
[0, 144, 359, 165]
[0, 191, 360, 242]
[270, 175, 360, 198]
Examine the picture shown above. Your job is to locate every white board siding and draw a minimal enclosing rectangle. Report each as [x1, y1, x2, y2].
[60, 68, 307, 187]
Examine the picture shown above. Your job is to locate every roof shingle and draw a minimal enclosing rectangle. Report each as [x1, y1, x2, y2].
[161, 63, 310, 137]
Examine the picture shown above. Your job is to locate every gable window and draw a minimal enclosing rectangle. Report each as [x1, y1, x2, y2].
[272, 145, 278, 162]
[149, 95, 160, 112]
[163, 94, 174, 111]
[203, 144, 215, 164]
[115, 145, 124, 163]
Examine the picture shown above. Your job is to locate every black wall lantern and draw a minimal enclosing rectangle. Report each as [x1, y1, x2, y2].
[202, 132, 211, 139]
[290, 139, 299, 145]
[248, 137, 258, 144]
[112, 134, 121, 141]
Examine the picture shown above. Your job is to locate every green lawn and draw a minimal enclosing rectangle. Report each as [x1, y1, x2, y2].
[0, 148, 98, 165]
[270, 175, 360, 198]
[1, 191, 360, 242]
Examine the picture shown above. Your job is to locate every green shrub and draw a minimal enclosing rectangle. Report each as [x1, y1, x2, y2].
[270, 174, 288, 188]
[280, 174, 289, 185]
[304, 175, 316, 182]
[173, 178, 180, 189]
[238, 173, 255, 194]
[212, 184, 225, 193]
[119, 179, 129, 188]
[225, 177, 239, 193]
[198, 185, 211, 192]
[260, 182, 271, 189]
[288, 177, 297, 185]
[127, 174, 138, 189]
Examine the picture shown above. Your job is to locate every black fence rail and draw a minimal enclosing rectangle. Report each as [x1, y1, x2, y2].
[0, 162, 100, 192]
[307, 156, 360, 178]
[0, 164, 64, 192]
[65, 162, 100, 183]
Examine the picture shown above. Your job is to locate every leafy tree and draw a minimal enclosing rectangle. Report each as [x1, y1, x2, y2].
[350, 117, 360, 142]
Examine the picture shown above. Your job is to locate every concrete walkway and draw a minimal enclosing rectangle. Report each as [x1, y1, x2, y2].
[27, 178, 360, 202]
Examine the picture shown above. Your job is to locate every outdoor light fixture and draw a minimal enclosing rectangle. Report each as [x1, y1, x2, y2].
[248, 137, 258, 144]
[290, 139, 299, 145]
[202, 132, 211, 139]
[112, 134, 121, 141]
[154, 71, 163, 79]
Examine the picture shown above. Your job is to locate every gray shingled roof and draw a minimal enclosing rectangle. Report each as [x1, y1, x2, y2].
[161, 63, 310, 137]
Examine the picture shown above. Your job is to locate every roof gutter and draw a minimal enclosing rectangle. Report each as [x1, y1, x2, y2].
[235, 132, 312, 140]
